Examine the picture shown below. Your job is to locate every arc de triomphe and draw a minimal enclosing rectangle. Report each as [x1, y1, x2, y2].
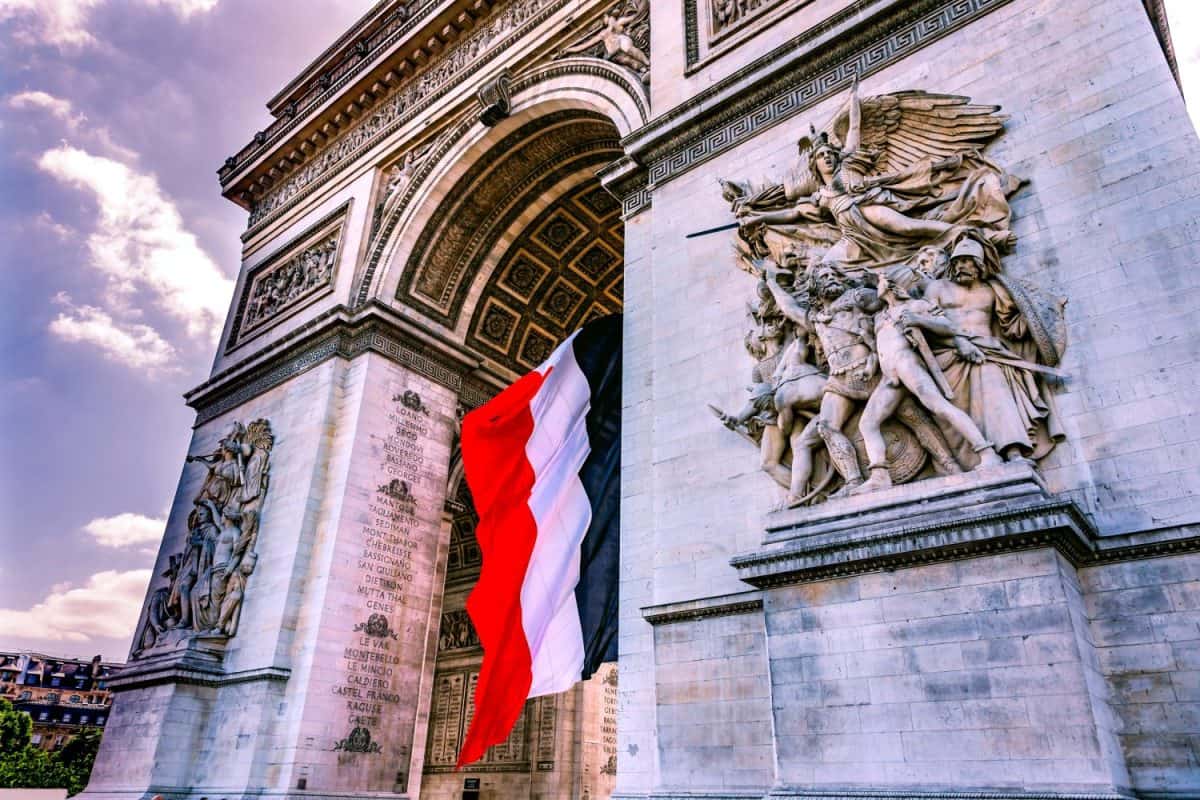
[80, 1, 1200, 799]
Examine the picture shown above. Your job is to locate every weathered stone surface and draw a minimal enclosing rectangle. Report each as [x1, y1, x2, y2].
[82, 0, 1200, 797]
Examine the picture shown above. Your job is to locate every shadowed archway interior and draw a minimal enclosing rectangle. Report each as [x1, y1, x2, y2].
[418, 108, 625, 789]
[397, 109, 624, 377]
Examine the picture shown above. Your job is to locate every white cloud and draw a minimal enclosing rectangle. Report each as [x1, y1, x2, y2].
[38, 145, 233, 343]
[7, 90, 81, 128]
[33, 211, 73, 239]
[0, 0, 218, 48]
[0, 569, 151, 644]
[49, 293, 179, 371]
[8, 90, 138, 161]
[83, 512, 166, 548]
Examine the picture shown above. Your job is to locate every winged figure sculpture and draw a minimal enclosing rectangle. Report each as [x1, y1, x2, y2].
[728, 81, 1024, 273]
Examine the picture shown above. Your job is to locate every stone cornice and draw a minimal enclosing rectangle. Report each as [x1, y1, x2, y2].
[219, 0, 476, 193]
[221, 0, 588, 213]
[1143, 0, 1180, 86]
[265, 1, 400, 114]
[109, 664, 291, 692]
[623, 0, 1020, 196]
[765, 789, 1132, 800]
[186, 302, 504, 425]
[732, 469, 1200, 590]
[641, 592, 763, 626]
[733, 498, 1098, 589]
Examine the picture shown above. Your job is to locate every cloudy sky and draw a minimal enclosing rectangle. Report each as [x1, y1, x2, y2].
[1, 1, 1199, 662]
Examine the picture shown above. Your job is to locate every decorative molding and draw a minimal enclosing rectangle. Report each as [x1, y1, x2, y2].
[397, 111, 619, 327]
[684, 0, 817, 72]
[228, 201, 350, 350]
[353, 59, 645, 310]
[596, 155, 650, 218]
[187, 305, 492, 426]
[220, 0, 442, 181]
[734, 499, 1096, 589]
[109, 663, 290, 692]
[641, 594, 763, 626]
[240, 0, 570, 232]
[627, 0, 1017, 194]
[732, 465, 1200, 590]
[476, 69, 513, 127]
[1143, 0, 1180, 86]
[1090, 534, 1200, 567]
[766, 789, 1131, 800]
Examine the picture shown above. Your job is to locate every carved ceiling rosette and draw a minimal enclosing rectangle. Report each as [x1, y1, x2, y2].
[712, 83, 1068, 509]
[132, 419, 274, 657]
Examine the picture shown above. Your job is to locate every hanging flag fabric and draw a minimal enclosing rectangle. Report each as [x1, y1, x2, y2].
[456, 314, 621, 769]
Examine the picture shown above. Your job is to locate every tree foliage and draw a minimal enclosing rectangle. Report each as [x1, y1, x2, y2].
[0, 699, 101, 796]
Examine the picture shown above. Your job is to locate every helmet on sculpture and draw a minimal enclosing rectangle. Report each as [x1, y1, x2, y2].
[950, 237, 985, 263]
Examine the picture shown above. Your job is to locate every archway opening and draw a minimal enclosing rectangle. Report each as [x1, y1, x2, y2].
[420, 109, 623, 799]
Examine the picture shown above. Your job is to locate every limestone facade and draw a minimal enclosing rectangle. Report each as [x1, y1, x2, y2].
[79, 0, 1200, 798]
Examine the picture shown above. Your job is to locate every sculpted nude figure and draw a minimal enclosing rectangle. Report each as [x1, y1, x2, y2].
[853, 274, 1003, 494]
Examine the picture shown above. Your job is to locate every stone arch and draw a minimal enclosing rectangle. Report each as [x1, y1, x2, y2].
[361, 58, 647, 326]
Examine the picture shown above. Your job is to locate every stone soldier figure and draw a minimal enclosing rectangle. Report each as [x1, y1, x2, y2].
[907, 236, 1064, 466]
[853, 273, 1004, 494]
[761, 262, 880, 501]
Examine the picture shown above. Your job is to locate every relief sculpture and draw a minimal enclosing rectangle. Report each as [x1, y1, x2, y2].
[241, 235, 337, 335]
[133, 419, 274, 656]
[560, 0, 650, 82]
[713, 83, 1067, 507]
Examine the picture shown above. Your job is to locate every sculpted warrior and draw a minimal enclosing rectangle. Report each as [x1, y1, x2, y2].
[760, 262, 879, 501]
[728, 82, 1022, 273]
[854, 272, 1003, 494]
[715, 84, 1067, 508]
[902, 236, 1066, 466]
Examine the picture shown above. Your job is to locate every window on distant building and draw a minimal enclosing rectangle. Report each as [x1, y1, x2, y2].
[62, 712, 72, 723]
[46, 693, 59, 703]
[97, 715, 106, 725]
[80, 715, 89, 725]
[17, 691, 30, 701]
[38, 711, 48, 721]
[50, 677, 61, 687]
[69, 695, 81, 703]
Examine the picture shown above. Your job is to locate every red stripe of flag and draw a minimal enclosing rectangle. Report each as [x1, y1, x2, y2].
[456, 367, 551, 768]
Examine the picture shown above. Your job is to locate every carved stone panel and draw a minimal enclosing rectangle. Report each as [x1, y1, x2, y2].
[227, 204, 348, 348]
[423, 667, 537, 773]
[132, 419, 274, 658]
[558, 0, 649, 83]
[712, 85, 1067, 510]
[437, 609, 479, 652]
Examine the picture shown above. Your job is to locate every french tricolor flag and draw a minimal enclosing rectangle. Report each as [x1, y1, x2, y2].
[456, 314, 621, 768]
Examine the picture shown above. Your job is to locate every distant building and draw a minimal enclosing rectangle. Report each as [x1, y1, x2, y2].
[0, 652, 121, 751]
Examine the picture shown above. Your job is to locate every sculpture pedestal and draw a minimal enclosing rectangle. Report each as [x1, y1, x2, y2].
[734, 462, 1097, 587]
[726, 465, 1133, 799]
